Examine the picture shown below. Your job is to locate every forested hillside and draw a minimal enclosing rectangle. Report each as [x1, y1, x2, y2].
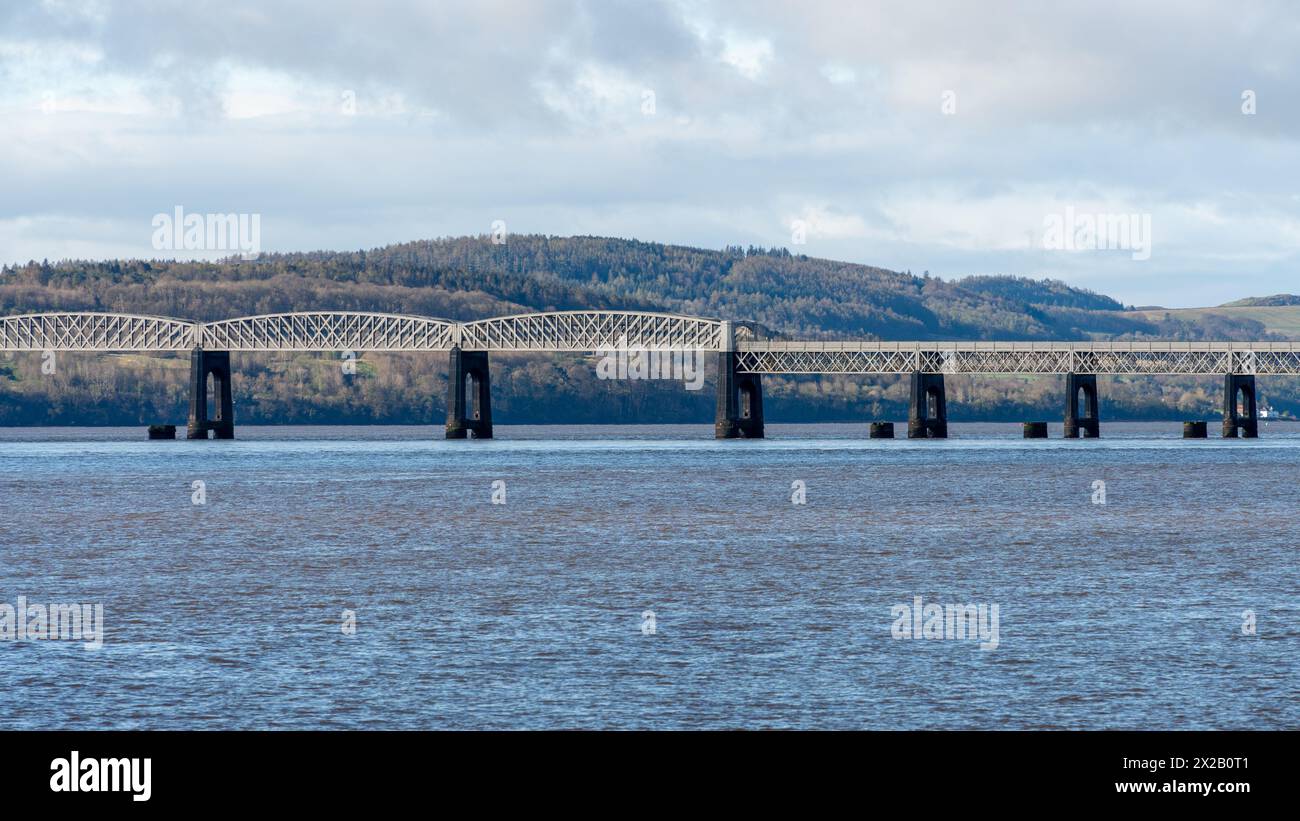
[0, 235, 1294, 425]
[1, 235, 1276, 340]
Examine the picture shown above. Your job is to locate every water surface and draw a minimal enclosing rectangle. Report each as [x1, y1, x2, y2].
[2, 422, 1297, 729]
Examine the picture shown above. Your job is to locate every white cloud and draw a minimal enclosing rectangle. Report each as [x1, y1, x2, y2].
[819, 63, 856, 86]
[718, 32, 773, 80]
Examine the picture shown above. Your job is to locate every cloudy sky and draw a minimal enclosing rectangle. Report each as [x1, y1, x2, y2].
[1, 0, 1297, 307]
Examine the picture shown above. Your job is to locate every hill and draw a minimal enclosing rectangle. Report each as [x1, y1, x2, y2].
[1221, 294, 1300, 307]
[2, 235, 1275, 342]
[1131, 305, 1300, 339]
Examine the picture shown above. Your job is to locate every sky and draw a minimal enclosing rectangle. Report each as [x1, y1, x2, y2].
[0, 0, 1297, 308]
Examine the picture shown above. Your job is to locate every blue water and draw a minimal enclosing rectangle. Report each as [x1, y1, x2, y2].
[1, 422, 1297, 729]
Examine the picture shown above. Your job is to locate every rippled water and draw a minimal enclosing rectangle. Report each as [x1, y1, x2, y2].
[1, 422, 1297, 729]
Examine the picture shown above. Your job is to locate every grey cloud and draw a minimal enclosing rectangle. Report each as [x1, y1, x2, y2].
[1, 0, 1297, 306]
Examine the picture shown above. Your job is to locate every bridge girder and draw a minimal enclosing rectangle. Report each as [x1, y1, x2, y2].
[0, 312, 198, 351]
[733, 342, 1300, 375]
[198, 311, 458, 352]
[456, 310, 725, 352]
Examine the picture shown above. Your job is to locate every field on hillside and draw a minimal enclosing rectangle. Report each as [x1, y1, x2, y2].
[1131, 305, 1300, 338]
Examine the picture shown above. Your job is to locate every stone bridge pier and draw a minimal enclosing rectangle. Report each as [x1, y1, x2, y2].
[446, 347, 493, 439]
[715, 352, 764, 438]
[1222, 373, 1258, 438]
[187, 347, 234, 440]
[1064, 372, 1100, 438]
[908, 372, 948, 438]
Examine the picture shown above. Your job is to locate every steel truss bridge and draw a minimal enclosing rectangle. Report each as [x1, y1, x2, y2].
[732, 341, 1300, 376]
[2, 310, 1299, 375]
[0, 309, 1290, 440]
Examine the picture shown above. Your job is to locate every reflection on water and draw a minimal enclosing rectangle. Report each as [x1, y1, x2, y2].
[1, 422, 1297, 729]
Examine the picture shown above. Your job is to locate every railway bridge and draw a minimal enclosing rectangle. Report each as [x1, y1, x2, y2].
[3, 310, 1297, 439]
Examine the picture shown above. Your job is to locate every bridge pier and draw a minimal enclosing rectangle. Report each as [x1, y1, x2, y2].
[446, 347, 493, 439]
[186, 347, 234, 440]
[715, 353, 764, 438]
[1222, 374, 1258, 438]
[907, 372, 947, 438]
[1064, 372, 1099, 438]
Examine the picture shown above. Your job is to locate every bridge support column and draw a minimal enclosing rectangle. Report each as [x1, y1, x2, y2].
[715, 353, 763, 438]
[907, 372, 947, 438]
[1222, 374, 1258, 438]
[187, 347, 234, 440]
[446, 347, 493, 439]
[1064, 372, 1099, 438]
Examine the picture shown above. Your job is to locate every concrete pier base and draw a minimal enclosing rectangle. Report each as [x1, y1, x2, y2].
[148, 424, 176, 440]
[1222, 374, 1258, 438]
[1064, 372, 1099, 438]
[1023, 421, 1048, 438]
[715, 352, 764, 438]
[187, 348, 234, 440]
[907, 372, 947, 438]
[1183, 421, 1208, 438]
[869, 421, 895, 439]
[446, 347, 493, 439]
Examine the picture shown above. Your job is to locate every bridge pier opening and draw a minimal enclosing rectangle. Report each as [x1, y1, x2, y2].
[907, 372, 947, 438]
[186, 347, 234, 440]
[1064, 372, 1099, 439]
[1222, 374, 1258, 438]
[446, 347, 493, 439]
[715, 352, 764, 438]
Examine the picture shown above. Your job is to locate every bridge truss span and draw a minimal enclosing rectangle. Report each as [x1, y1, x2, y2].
[199, 312, 459, 352]
[457, 310, 724, 352]
[0, 312, 198, 351]
[734, 340, 1300, 375]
